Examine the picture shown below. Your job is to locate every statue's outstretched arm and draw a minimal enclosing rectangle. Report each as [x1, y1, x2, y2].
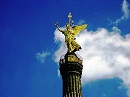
[55, 22, 64, 33]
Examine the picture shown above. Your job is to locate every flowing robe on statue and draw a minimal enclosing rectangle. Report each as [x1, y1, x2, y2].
[60, 24, 87, 53]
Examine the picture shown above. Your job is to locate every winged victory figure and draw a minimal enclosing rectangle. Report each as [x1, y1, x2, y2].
[55, 13, 87, 53]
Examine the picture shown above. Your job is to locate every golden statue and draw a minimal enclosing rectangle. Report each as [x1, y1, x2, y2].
[55, 13, 87, 53]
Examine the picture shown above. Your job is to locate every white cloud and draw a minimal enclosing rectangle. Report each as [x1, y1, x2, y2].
[122, 0, 129, 19]
[113, 0, 130, 25]
[54, 29, 67, 62]
[54, 28, 130, 96]
[120, 70, 130, 97]
[36, 51, 50, 63]
[112, 27, 121, 34]
[77, 20, 85, 25]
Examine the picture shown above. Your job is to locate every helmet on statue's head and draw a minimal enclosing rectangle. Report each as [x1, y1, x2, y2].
[66, 22, 70, 30]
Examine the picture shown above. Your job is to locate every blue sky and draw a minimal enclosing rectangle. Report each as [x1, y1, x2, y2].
[0, 0, 130, 97]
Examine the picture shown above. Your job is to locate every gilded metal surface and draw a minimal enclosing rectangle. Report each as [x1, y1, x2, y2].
[55, 13, 87, 53]
[60, 54, 82, 65]
[67, 54, 82, 64]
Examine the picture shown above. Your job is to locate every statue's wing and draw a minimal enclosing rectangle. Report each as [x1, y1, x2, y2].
[72, 24, 87, 37]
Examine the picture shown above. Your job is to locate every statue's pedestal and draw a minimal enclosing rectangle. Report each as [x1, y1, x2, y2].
[59, 52, 83, 97]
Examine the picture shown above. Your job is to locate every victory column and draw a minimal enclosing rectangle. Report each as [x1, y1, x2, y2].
[55, 13, 87, 97]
